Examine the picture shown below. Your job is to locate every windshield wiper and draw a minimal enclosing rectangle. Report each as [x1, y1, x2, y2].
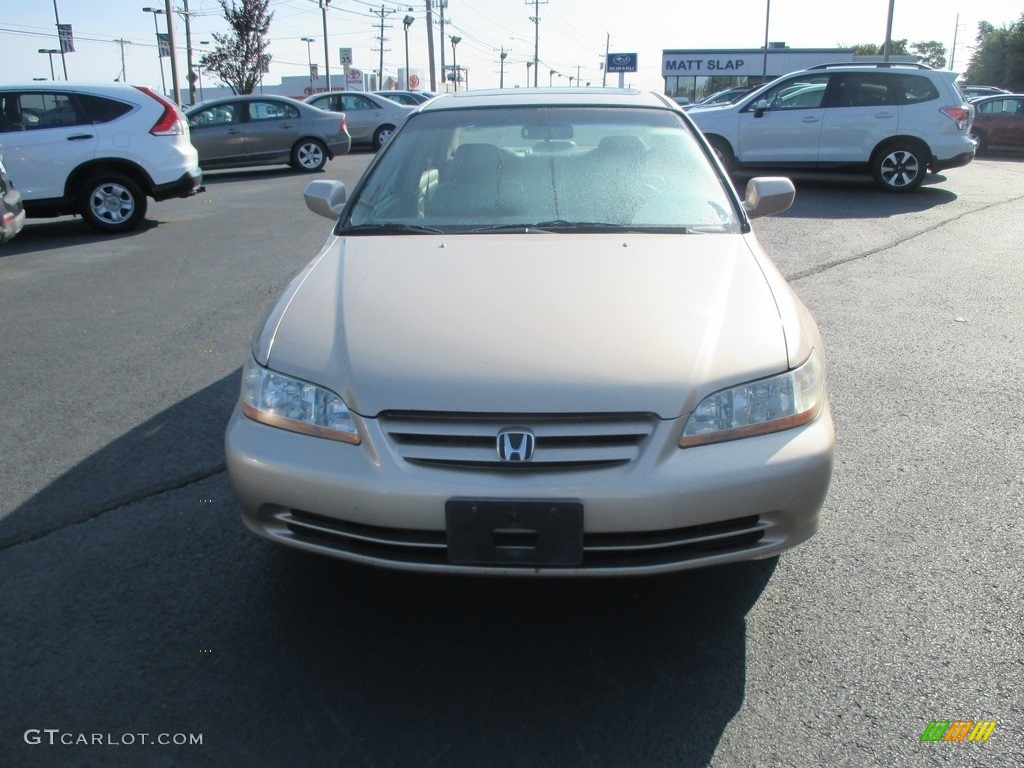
[341, 223, 444, 235]
[468, 220, 635, 233]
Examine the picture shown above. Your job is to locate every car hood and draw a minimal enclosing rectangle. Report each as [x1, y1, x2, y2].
[262, 233, 788, 419]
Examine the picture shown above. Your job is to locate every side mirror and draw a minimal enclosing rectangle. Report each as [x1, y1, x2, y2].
[742, 177, 795, 219]
[304, 180, 347, 220]
[753, 98, 769, 118]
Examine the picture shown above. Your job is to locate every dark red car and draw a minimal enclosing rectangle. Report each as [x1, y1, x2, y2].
[969, 94, 1024, 155]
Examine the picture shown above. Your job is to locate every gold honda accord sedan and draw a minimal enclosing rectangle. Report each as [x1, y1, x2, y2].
[225, 88, 834, 576]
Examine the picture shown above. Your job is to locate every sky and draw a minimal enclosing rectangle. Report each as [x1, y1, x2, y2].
[2, 0, 1021, 96]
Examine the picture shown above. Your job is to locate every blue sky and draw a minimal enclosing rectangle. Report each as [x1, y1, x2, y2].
[2, 0, 1020, 93]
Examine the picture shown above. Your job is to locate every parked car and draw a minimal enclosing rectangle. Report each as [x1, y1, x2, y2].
[961, 85, 1011, 100]
[304, 91, 415, 150]
[689, 63, 976, 192]
[682, 86, 757, 110]
[225, 87, 835, 576]
[0, 83, 201, 233]
[372, 90, 432, 105]
[185, 95, 350, 172]
[968, 93, 1024, 154]
[0, 144, 26, 245]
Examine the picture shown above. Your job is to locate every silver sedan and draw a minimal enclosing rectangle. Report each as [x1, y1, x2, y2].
[185, 95, 350, 172]
[303, 91, 414, 150]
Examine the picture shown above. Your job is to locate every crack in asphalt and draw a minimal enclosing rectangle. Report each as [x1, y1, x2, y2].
[787, 195, 1024, 282]
[0, 463, 227, 551]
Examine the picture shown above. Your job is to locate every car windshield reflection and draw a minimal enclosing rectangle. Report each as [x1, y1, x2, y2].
[340, 106, 739, 234]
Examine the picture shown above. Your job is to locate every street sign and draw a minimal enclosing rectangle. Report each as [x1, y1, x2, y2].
[339, 47, 353, 66]
[606, 53, 638, 73]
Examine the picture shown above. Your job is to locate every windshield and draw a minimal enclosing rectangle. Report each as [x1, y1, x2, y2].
[342, 106, 740, 234]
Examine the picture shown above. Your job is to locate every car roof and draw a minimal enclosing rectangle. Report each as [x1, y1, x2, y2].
[418, 87, 677, 112]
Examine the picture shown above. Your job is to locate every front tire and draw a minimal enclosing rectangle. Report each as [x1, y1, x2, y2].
[871, 142, 927, 192]
[373, 124, 396, 151]
[291, 139, 328, 172]
[79, 173, 147, 233]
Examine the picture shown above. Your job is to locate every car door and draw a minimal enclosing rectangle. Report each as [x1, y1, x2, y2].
[0, 90, 97, 200]
[187, 102, 245, 166]
[736, 75, 830, 165]
[241, 99, 301, 163]
[983, 97, 1024, 152]
[339, 93, 383, 144]
[818, 73, 899, 164]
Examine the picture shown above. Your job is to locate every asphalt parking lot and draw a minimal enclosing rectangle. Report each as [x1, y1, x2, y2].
[1, 153, 1022, 767]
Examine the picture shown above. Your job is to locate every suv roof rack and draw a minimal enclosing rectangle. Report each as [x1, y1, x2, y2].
[807, 62, 933, 71]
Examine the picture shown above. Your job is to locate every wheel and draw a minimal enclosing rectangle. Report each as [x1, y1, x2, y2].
[969, 129, 987, 154]
[79, 173, 147, 233]
[871, 142, 927, 192]
[373, 124, 396, 151]
[707, 136, 736, 174]
[291, 138, 327, 172]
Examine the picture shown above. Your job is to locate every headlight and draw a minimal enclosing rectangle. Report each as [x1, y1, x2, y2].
[679, 349, 824, 448]
[240, 356, 361, 444]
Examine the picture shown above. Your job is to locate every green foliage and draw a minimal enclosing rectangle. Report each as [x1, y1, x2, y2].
[964, 15, 1024, 90]
[910, 41, 946, 70]
[198, 0, 274, 95]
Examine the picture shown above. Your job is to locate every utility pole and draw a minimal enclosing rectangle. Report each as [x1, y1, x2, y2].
[52, 0, 69, 79]
[882, 0, 895, 62]
[438, 0, 447, 91]
[602, 33, 609, 87]
[499, 47, 508, 88]
[372, 5, 395, 88]
[425, 0, 436, 90]
[950, 13, 964, 70]
[163, 0, 180, 104]
[320, 1, 331, 92]
[181, 0, 197, 105]
[113, 38, 129, 82]
[526, 0, 548, 88]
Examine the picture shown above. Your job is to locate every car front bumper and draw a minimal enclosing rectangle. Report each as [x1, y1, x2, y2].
[1, 191, 26, 244]
[226, 402, 835, 576]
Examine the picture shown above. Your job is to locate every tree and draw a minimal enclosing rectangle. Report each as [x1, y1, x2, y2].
[848, 39, 910, 57]
[910, 41, 946, 70]
[199, 0, 274, 95]
[964, 15, 1024, 90]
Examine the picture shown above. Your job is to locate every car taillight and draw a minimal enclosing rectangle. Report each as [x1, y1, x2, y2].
[134, 85, 185, 136]
[339, 117, 348, 133]
[940, 106, 971, 130]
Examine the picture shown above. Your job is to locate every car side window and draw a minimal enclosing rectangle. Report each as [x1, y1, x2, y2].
[248, 101, 299, 121]
[833, 74, 893, 108]
[17, 93, 86, 130]
[76, 94, 133, 124]
[897, 75, 939, 104]
[752, 76, 830, 112]
[189, 104, 238, 128]
[341, 95, 373, 111]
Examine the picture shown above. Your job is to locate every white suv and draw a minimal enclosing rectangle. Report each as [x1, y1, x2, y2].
[688, 63, 976, 192]
[0, 83, 202, 232]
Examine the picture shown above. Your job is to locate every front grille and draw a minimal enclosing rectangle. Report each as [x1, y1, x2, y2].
[283, 509, 765, 570]
[380, 412, 656, 469]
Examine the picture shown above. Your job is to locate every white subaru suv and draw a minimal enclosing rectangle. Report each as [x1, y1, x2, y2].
[0, 83, 202, 232]
[688, 63, 975, 192]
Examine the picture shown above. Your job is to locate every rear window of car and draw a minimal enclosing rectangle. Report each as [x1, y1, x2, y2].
[76, 94, 134, 124]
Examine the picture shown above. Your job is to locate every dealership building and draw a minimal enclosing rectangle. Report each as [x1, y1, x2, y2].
[662, 46, 919, 103]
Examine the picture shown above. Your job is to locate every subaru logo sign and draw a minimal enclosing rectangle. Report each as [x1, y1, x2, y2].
[497, 429, 536, 462]
[606, 53, 638, 73]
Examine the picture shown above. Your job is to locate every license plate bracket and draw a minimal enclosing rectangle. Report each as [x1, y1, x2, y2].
[445, 499, 583, 567]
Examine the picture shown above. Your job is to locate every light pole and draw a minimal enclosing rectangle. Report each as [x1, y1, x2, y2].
[142, 6, 168, 97]
[38, 48, 61, 80]
[319, 0, 331, 93]
[196, 39, 210, 101]
[302, 37, 315, 93]
[549, 68, 555, 87]
[403, 15, 414, 90]
[526, 61, 532, 87]
[499, 48, 507, 89]
[449, 35, 461, 92]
